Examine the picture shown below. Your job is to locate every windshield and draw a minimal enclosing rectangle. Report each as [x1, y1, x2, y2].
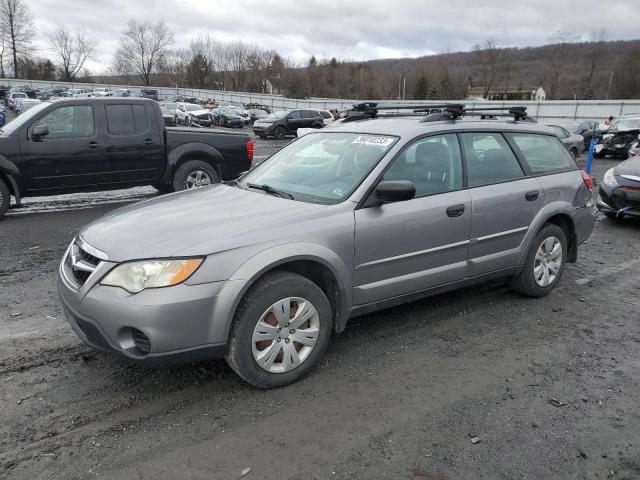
[219, 107, 236, 116]
[184, 104, 203, 112]
[239, 132, 398, 204]
[1, 102, 50, 135]
[267, 111, 287, 120]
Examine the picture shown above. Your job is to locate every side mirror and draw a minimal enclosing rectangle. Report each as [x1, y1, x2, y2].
[32, 124, 49, 141]
[373, 180, 416, 205]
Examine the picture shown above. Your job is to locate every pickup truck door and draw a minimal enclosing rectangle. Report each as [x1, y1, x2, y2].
[102, 102, 164, 182]
[20, 103, 110, 191]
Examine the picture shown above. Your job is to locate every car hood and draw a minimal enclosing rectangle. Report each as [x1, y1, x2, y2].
[188, 109, 209, 116]
[78, 184, 326, 262]
[614, 154, 640, 178]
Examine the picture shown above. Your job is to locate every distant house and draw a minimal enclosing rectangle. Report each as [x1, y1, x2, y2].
[265, 77, 285, 95]
[467, 85, 546, 101]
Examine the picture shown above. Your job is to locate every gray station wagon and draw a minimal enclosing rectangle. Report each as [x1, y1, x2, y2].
[58, 104, 597, 388]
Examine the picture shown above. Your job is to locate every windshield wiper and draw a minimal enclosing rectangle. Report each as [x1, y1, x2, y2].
[246, 182, 294, 199]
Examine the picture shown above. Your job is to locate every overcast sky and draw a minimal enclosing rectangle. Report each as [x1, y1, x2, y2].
[29, 0, 640, 74]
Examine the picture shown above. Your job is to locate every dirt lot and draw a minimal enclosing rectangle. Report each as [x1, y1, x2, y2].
[1, 150, 639, 480]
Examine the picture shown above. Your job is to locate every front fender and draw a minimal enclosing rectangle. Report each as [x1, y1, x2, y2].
[0, 153, 20, 177]
[209, 242, 352, 341]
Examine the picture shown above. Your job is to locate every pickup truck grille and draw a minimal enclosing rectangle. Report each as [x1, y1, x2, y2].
[63, 239, 103, 289]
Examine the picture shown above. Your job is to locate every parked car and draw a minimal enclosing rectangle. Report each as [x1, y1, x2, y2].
[56, 104, 596, 388]
[175, 102, 211, 126]
[176, 95, 198, 104]
[140, 89, 159, 101]
[328, 108, 340, 120]
[245, 103, 272, 114]
[595, 115, 640, 159]
[7, 91, 27, 111]
[68, 88, 92, 98]
[92, 88, 114, 97]
[115, 88, 131, 97]
[209, 107, 245, 128]
[0, 98, 253, 218]
[15, 97, 42, 114]
[253, 109, 324, 139]
[316, 110, 335, 126]
[565, 120, 600, 150]
[248, 108, 269, 124]
[227, 105, 251, 124]
[597, 154, 640, 220]
[548, 124, 585, 159]
[160, 104, 176, 126]
[160, 102, 178, 117]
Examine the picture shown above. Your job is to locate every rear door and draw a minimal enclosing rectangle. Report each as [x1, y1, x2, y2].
[461, 132, 545, 276]
[354, 133, 471, 305]
[20, 103, 109, 191]
[103, 102, 164, 182]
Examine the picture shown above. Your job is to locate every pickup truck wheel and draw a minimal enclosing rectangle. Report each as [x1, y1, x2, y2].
[273, 126, 286, 140]
[510, 223, 567, 297]
[173, 160, 219, 191]
[226, 272, 332, 388]
[0, 178, 10, 218]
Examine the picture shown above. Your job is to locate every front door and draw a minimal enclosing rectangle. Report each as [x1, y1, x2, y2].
[285, 111, 303, 133]
[460, 132, 545, 275]
[20, 104, 109, 192]
[354, 133, 471, 305]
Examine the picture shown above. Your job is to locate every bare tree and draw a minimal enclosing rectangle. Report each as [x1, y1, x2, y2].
[583, 29, 606, 98]
[112, 20, 174, 86]
[473, 39, 503, 98]
[0, 0, 35, 78]
[47, 27, 97, 82]
[548, 29, 579, 99]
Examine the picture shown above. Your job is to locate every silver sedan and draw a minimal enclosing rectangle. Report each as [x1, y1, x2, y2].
[549, 124, 585, 159]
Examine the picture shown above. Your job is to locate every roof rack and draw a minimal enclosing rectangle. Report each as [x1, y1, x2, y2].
[342, 102, 532, 123]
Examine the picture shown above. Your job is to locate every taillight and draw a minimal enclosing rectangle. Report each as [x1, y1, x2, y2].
[246, 139, 254, 161]
[581, 170, 593, 190]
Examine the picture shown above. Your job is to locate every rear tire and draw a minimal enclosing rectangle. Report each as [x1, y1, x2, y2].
[0, 178, 10, 219]
[273, 126, 286, 140]
[510, 223, 567, 297]
[226, 272, 332, 388]
[172, 160, 219, 191]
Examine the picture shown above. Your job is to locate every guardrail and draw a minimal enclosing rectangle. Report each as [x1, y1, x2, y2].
[2, 77, 639, 123]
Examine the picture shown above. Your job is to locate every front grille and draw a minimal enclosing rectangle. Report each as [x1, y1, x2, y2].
[64, 240, 102, 288]
[131, 329, 151, 354]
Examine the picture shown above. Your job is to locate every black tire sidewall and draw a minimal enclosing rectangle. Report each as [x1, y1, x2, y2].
[0, 178, 10, 218]
[274, 127, 285, 140]
[227, 273, 332, 388]
[172, 160, 219, 191]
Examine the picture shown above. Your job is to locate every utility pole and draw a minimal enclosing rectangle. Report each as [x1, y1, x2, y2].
[398, 74, 401, 101]
[403, 77, 406, 101]
[605, 71, 614, 100]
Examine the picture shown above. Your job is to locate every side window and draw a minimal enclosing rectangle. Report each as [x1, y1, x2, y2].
[507, 133, 575, 174]
[288, 111, 301, 120]
[34, 105, 94, 139]
[551, 126, 569, 139]
[382, 134, 463, 198]
[461, 133, 524, 187]
[106, 104, 149, 135]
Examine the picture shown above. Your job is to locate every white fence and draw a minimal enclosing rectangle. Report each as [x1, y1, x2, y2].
[3, 77, 639, 123]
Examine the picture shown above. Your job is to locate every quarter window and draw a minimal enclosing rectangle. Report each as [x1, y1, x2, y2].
[461, 133, 524, 187]
[507, 133, 575, 174]
[106, 104, 149, 135]
[33, 105, 94, 138]
[383, 134, 463, 198]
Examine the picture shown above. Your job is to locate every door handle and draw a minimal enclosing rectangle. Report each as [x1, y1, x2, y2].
[88, 141, 101, 149]
[143, 139, 153, 145]
[525, 190, 539, 201]
[446, 204, 465, 217]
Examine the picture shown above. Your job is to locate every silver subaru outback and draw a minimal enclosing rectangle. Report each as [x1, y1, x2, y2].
[58, 105, 597, 388]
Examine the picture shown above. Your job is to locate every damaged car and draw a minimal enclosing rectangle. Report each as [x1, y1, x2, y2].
[597, 154, 640, 219]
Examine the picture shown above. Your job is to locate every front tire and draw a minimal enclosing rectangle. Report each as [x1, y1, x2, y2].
[226, 272, 332, 388]
[510, 223, 567, 297]
[172, 160, 219, 191]
[273, 126, 286, 140]
[0, 178, 10, 219]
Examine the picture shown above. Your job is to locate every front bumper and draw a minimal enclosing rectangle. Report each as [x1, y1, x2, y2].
[597, 185, 640, 217]
[58, 251, 228, 364]
[253, 124, 274, 135]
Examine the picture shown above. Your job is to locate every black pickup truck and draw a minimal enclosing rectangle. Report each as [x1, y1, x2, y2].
[0, 97, 253, 218]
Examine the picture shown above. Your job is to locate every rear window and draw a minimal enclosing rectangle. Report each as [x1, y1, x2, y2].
[507, 133, 575, 174]
[106, 104, 149, 135]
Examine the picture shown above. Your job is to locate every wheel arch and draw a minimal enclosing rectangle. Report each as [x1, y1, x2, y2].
[519, 207, 578, 266]
[166, 142, 224, 182]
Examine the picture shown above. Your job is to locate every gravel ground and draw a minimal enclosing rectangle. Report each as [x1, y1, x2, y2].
[1, 147, 639, 480]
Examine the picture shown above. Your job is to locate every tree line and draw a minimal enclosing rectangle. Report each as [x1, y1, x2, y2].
[3, 0, 640, 100]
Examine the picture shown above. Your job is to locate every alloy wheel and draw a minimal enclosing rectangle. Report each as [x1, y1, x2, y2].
[251, 297, 320, 373]
[533, 236, 562, 287]
[185, 170, 212, 189]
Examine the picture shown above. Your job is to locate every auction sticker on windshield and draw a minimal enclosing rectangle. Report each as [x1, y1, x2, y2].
[352, 135, 395, 147]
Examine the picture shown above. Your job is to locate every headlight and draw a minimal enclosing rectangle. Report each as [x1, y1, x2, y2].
[101, 258, 203, 293]
[602, 168, 618, 187]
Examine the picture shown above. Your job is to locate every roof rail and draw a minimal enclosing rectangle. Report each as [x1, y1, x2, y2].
[342, 103, 532, 123]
